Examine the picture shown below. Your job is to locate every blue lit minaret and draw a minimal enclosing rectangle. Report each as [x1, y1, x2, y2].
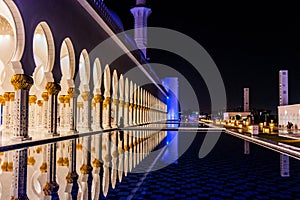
[130, 0, 152, 58]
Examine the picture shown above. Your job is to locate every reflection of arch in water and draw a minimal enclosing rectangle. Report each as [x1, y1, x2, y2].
[31, 21, 55, 96]
[30, 170, 42, 198]
[103, 64, 111, 98]
[60, 37, 75, 95]
[0, 0, 25, 93]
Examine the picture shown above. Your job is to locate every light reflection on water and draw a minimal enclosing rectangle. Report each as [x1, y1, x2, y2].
[0, 124, 173, 199]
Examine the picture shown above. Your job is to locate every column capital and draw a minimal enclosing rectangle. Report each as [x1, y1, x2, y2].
[94, 94, 102, 103]
[9, 92, 15, 101]
[46, 82, 61, 95]
[42, 92, 49, 101]
[58, 95, 65, 104]
[81, 92, 90, 101]
[67, 88, 79, 98]
[11, 74, 33, 91]
[3, 92, 10, 101]
[29, 95, 37, 105]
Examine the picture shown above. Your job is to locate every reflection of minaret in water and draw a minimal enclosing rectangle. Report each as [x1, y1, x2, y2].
[131, 0, 152, 59]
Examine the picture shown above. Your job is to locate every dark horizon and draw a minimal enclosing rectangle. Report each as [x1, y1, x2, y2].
[105, 0, 300, 114]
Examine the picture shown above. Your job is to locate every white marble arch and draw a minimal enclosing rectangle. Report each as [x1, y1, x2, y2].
[118, 74, 124, 126]
[123, 77, 129, 127]
[0, 0, 25, 94]
[103, 64, 111, 129]
[30, 21, 55, 98]
[78, 49, 91, 132]
[111, 69, 118, 128]
[93, 58, 102, 95]
[78, 49, 90, 93]
[92, 58, 102, 130]
[59, 37, 75, 95]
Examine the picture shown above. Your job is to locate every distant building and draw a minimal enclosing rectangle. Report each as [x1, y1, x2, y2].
[223, 112, 251, 122]
[278, 104, 300, 128]
[279, 70, 288, 106]
[244, 88, 249, 112]
[277, 70, 297, 128]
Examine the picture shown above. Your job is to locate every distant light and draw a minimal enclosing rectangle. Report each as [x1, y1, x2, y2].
[166, 96, 169, 99]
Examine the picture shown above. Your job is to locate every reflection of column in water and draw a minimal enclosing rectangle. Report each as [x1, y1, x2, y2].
[43, 143, 59, 199]
[63, 142, 69, 167]
[124, 130, 129, 177]
[57, 142, 64, 166]
[78, 136, 92, 200]
[1, 151, 8, 172]
[136, 130, 140, 166]
[128, 131, 133, 172]
[133, 131, 137, 168]
[111, 131, 118, 189]
[118, 130, 124, 183]
[141, 130, 144, 160]
[37, 145, 47, 199]
[65, 139, 78, 199]
[102, 132, 110, 197]
[91, 135, 101, 200]
[10, 148, 28, 199]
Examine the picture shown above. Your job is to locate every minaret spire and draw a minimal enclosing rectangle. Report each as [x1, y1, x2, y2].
[131, 0, 151, 58]
[136, 0, 146, 5]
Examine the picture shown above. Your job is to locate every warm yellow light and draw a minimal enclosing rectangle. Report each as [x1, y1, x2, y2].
[263, 128, 270, 133]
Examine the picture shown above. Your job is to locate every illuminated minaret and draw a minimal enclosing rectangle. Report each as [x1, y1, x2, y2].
[244, 88, 249, 112]
[131, 0, 152, 58]
[279, 70, 288, 106]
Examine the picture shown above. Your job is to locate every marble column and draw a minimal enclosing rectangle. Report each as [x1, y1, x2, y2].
[36, 100, 43, 130]
[46, 82, 61, 136]
[81, 92, 92, 131]
[10, 74, 33, 199]
[128, 81, 133, 126]
[68, 88, 78, 133]
[93, 94, 103, 130]
[3, 92, 10, 133]
[102, 65, 112, 130]
[64, 95, 71, 132]
[77, 102, 83, 129]
[133, 83, 137, 125]
[28, 95, 37, 132]
[59, 95, 65, 132]
[42, 92, 49, 130]
[123, 78, 129, 127]
[0, 95, 4, 128]
[118, 75, 124, 183]
[9, 92, 15, 130]
[136, 86, 140, 125]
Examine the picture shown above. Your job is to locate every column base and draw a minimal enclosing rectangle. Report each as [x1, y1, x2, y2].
[68, 130, 79, 134]
[51, 133, 60, 137]
[10, 194, 29, 200]
[11, 136, 32, 141]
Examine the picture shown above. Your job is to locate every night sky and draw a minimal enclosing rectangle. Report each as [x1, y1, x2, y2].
[104, 0, 300, 114]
